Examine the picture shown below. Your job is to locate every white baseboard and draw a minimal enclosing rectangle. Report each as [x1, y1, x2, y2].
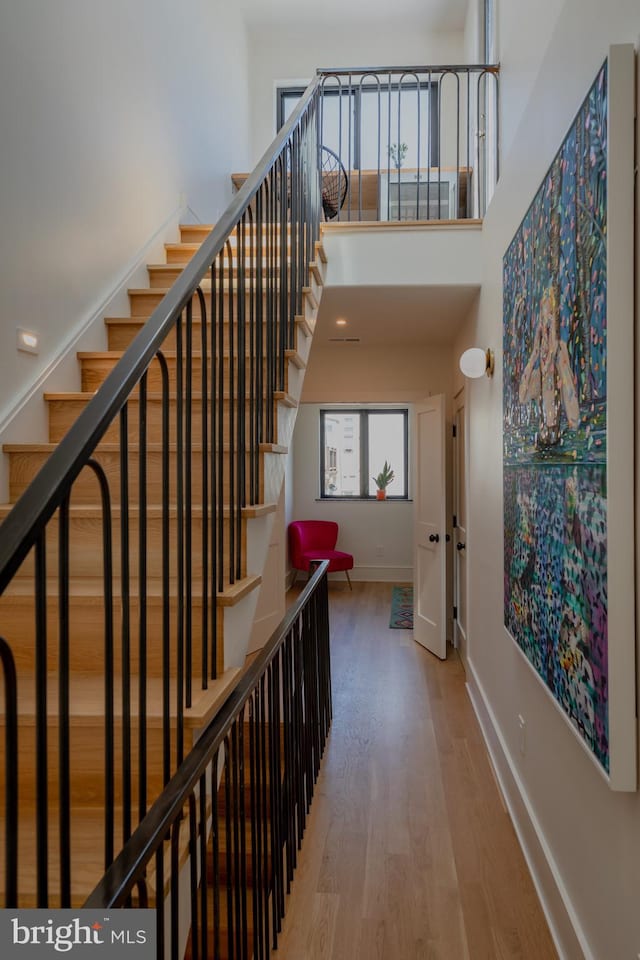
[465, 658, 591, 960]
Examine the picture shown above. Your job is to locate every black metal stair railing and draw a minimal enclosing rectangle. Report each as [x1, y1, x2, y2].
[84, 562, 331, 960]
[0, 75, 322, 909]
[315, 63, 500, 221]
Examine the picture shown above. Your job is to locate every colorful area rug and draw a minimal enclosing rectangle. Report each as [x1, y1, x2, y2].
[389, 585, 413, 629]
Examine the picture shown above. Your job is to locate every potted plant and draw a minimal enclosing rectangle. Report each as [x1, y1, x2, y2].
[373, 461, 395, 500]
[389, 142, 408, 169]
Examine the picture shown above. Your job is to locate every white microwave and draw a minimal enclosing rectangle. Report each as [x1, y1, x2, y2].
[379, 169, 458, 221]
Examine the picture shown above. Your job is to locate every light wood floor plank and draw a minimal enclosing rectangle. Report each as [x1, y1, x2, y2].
[272, 583, 557, 960]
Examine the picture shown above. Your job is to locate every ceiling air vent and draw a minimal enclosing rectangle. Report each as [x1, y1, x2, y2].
[328, 337, 360, 343]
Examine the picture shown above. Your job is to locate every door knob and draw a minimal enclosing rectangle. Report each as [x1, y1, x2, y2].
[429, 534, 440, 543]
[456, 541, 466, 551]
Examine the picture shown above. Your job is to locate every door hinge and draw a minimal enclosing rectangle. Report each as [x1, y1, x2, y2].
[453, 605, 458, 620]
[453, 514, 457, 528]
[452, 424, 457, 438]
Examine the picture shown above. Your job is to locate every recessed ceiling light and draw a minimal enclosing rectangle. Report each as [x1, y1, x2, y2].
[335, 318, 347, 326]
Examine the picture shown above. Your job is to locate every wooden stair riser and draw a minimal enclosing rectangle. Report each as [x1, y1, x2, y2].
[3, 512, 246, 584]
[46, 393, 285, 448]
[165, 239, 290, 265]
[0, 593, 219, 681]
[179, 224, 292, 244]
[0, 721, 172, 810]
[148, 260, 298, 288]
[79, 354, 289, 396]
[128, 284, 318, 320]
[106, 316, 309, 354]
[8, 447, 266, 505]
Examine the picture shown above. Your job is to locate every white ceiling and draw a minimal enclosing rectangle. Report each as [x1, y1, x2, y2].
[236, 0, 469, 30]
[315, 284, 479, 347]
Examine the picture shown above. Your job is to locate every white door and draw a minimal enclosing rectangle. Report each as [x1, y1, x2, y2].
[414, 396, 447, 659]
[453, 391, 468, 656]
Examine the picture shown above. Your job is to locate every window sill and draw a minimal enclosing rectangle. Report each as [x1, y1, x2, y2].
[315, 498, 413, 503]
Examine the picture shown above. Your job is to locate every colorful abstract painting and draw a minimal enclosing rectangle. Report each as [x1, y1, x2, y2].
[503, 64, 609, 770]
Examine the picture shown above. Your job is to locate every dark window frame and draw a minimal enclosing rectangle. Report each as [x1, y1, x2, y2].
[277, 82, 440, 169]
[319, 408, 409, 500]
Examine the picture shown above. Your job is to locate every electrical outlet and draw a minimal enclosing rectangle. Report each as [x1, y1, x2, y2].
[518, 715, 526, 756]
[375, 544, 384, 558]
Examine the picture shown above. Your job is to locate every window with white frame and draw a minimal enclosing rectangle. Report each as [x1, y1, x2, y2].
[319, 409, 409, 499]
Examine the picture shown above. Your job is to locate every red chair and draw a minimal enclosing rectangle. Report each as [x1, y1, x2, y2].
[288, 520, 353, 589]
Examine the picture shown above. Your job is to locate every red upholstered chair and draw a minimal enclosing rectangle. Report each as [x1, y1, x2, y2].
[288, 520, 353, 589]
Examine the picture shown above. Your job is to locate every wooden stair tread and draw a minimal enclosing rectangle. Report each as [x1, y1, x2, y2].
[1, 570, 266, 603]
[1, 669, 242, 729]
[127, 281, 316, 296]
[77, 349, 303, 365]
[5, 441, 287, 454]
[0, 501, 278, 521]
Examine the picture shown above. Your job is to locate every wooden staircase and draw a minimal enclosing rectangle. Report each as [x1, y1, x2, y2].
[0, 217, 327, 911]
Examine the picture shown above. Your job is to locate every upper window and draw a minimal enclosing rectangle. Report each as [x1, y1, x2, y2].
[277, 82, 440, 170]
[320, 409, 409, 499]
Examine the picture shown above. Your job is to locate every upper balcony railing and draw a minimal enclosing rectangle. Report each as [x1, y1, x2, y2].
[311, 64, 500, 223]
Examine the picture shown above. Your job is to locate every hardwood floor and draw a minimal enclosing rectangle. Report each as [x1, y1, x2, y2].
[273, 582, 558, 960]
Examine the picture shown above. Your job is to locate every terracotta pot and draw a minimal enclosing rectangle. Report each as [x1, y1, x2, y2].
[376, 489, 386, 500]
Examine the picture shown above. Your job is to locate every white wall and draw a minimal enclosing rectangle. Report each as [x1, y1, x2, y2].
[246, 24, 465, 165]
[462, 1, 640, 957]
[0, 0, 250, 444]
[292, 342, 454, 581]
[497, 0, 565, 161]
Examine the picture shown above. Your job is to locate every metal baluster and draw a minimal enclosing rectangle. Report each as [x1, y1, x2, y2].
[211, 751, 221, 960]
[176, 315, 185, 767]
[216, 255, 225, 598]
[245, 206, 255, 507]
[237, 216, 247, 580]
[157, 351, 172, 786]
[58, 494, 71, 905]
[119, 405, 132, 844]
[198, 770, 208, 960]
[226, 238, 236, 587]
[155, 843, 165, 960]
[87, 459, 115, 868]
[35, 532, 48, 905]
[189, 793, 199, 960]
[0, 639, 17, 907]
[138, 372, 148, 822]
[170, 819, 181, 959]
[197, 286, 209, 689]
[185, 300, 193, 709]
[223, 737, 234, 960]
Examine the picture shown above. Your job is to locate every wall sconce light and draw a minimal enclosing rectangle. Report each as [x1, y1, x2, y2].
[459, 347, 494, 379]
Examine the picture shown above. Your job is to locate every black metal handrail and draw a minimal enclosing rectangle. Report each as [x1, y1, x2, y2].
[0, 70, 323, 910]
[84, 562, 331, 960]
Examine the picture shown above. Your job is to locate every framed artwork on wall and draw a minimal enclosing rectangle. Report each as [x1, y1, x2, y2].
[502, 46, 636, 791]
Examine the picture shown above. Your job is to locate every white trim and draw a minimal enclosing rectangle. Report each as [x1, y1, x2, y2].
[466, 656, 594, 960]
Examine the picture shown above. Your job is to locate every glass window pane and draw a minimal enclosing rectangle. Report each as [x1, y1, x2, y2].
[319, 89, 355, 164]
[368, 413, 405, 496]
[323, 413, 360, 496]
[360, 84, 436, 170]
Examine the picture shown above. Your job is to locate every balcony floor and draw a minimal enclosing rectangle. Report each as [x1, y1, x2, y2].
[276, 581, 557, 959]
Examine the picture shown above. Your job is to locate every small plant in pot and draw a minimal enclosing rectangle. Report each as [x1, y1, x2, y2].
[373, 461, 395, 500]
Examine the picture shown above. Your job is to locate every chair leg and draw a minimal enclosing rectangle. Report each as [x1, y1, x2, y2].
[345, 570, 352, 591]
